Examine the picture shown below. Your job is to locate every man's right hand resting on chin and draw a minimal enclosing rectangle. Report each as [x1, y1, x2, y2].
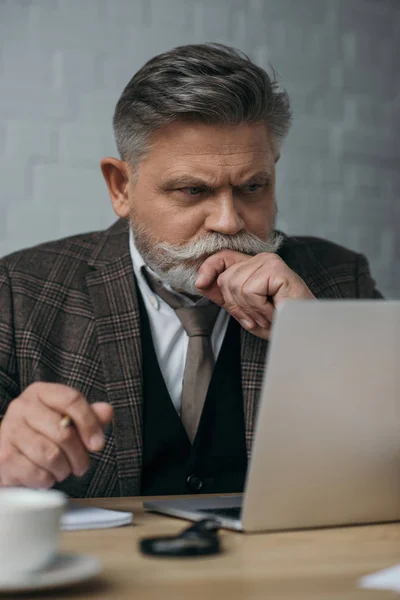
[0, 382, 113, 488]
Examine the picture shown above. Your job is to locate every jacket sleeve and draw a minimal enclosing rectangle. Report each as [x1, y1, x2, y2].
[0, 262, 20, 416]
[356, 254, 384, 299]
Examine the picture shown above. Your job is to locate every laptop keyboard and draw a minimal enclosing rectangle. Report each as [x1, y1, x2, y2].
[200, 507, 242, 520]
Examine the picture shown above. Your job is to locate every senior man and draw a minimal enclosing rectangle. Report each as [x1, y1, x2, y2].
[0, 44, 381, 497]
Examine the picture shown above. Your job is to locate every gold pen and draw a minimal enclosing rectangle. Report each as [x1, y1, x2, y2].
[59, 415, 72, 428]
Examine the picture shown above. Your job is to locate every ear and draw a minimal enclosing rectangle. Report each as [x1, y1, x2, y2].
[100, 157, 131, 218]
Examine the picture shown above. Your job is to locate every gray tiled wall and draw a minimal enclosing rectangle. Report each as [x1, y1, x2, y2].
[0, 0, 399, 296]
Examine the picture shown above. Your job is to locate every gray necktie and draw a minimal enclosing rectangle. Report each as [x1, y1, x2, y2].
[143, 269, 220, 443]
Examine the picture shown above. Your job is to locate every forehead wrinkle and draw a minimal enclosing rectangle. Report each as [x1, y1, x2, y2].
[196, 158, 271, 180]
[177, 151, 270, 169]
[164, 151, 267, 173]
[154, 134, 271, 155]
[162, 165, 273, 188]
[169, 146, 270, 157]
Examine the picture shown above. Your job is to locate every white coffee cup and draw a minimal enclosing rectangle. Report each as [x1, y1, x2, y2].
[0, 488, 67, 577]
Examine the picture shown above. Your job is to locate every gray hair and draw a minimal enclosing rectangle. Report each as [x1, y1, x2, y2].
[113, 43, 292, 166]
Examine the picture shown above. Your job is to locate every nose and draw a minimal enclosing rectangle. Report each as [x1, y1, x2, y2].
[204, 190, 245, 236]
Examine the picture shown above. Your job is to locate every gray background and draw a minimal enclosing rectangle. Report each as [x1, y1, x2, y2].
[0, 0, 399, 297]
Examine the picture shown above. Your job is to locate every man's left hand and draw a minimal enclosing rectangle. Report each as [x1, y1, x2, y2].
[195, 250, 315, 340]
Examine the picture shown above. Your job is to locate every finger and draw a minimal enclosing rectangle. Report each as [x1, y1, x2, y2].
[24, 403, 90, 477]
[239, 265, 276, 325]
[11, 424, 72, 482]
[0, 448, 55, 489]
[236, 302, 274, 329]
[247, 321, 272, 341]
[36, 385, 105, 452]
[91, 402, 113, 427]
[213, 270, 258, 331]
[232, 301, 271, 330]
[232, 315, 272, 339]
[232, 312, 258, 331]
[239, 253, 313, 305]
[196, 250, 249, 289]
[224, 263, 272, 328]
[196, 279, 225, 306]
[214, 263, 269, 328]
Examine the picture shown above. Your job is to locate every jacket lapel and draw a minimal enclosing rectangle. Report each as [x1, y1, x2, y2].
[240, 328, 268, 458]
[85, 220, 144, 496]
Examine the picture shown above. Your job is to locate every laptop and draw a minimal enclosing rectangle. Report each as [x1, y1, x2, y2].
[144, 300, 400, 532]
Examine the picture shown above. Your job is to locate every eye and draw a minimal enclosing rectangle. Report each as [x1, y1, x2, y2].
[242, 183, 264, 193]
[180, 187, 209, 196]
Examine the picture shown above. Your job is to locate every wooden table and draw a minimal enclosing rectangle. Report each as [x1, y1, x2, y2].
[35, 497, 400, 599]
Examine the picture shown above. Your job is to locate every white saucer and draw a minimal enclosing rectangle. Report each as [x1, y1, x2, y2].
[0, 552, 102, 594]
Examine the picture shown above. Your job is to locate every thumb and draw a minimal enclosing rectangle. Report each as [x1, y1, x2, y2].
[91, 402, 113, 426]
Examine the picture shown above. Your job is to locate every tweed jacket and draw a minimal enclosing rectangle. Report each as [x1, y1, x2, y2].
[0, 219, 382, 497]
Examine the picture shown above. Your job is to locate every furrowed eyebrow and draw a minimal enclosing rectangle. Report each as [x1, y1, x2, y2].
[242, 172, 272, 185]
[161, 171, 272, 189]
[162, 176, 213, 189]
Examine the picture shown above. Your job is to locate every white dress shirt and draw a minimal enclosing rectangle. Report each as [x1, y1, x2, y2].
[129, 230, 230, 414]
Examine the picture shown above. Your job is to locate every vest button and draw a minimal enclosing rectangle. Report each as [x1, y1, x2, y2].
[186, 475, 203, 493]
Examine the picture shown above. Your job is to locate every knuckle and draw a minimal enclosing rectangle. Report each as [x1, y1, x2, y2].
[26, 381, 40, 393]
[230, 280, 242, 295]
[241, 281, 253, 298]
[263, 250, 278, 260]
[217, 272, 228, 288]
[225, 300, 237, 313]
[57, 426, 74, 445]
[268, 253, 282, 268]
[230, 309, 244, 321]
[63, 387, 84, 409]
[26, 381, 46, 398]
[41, 442, 62, 466]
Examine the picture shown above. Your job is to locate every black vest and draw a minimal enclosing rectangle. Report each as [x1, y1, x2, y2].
[139, 291, 248, 495]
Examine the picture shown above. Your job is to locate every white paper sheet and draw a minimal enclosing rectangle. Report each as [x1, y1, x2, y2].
[61, 503, 133, 531]
[359, 565, 400, 593]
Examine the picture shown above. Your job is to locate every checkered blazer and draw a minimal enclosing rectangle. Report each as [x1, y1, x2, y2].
[0, 219, 382, 497]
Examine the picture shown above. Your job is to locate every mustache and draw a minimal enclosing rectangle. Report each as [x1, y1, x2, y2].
[156, 231, 283, 262]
